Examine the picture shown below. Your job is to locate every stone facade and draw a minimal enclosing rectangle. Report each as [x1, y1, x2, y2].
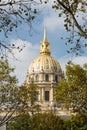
[25, 28, 63, 111]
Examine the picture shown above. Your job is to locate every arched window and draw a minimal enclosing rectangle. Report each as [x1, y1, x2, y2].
[55, 75, 58, 83]
[45, 74, 49, 81]
[36, 75, 39, 81]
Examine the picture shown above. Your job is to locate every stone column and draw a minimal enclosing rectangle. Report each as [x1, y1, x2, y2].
[42, 87, 44, 102]
[50, 86, 53, 106]
[38, 89, 40, 101]
[41, 73, 44, 82]
[39, 88, 41, 101]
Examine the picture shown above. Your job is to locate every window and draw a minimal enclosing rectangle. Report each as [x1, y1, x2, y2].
[45, 74, 49, 81]
[54, 66, 57, 71]
[46, 45, 48, 48]
[55, 75, 58, 83]
[45, 91, 49, 101]
[36, 75, 39, 81]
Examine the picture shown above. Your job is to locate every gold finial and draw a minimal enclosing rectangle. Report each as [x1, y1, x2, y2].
[40, 26, 51, 55]
[44, 26, 47, 41]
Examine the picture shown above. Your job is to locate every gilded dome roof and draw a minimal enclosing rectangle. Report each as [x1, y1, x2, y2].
[28, 27, 62, 74]
[29, 55, 61, 74]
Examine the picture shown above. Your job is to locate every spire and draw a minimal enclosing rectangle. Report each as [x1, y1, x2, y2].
[44, 26, 47, 41]
[40, 26, 51, 55]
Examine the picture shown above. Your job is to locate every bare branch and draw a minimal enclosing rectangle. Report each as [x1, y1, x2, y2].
[56, 0, 87, 38]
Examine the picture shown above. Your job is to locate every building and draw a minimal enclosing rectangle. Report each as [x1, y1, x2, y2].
[25, 28, 63, 112]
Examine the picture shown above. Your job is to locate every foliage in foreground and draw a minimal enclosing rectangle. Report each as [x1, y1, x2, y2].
[17, 83, 41, 115]
[0, 60, 19, 126]
[55, 62, 87, 113]
[7, 112, 87, 130]
[0, 0, 87, 58]
[7, 113, 65, 130]
[0, 60, 40, 126]
[65, 112, 87, 130]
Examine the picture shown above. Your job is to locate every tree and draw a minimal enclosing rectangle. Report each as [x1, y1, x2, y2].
[65, 113, 87, 130]
[7, 114, 31, 130]
[0, 0, 41, 58]
[0, 59, 41, 127]
[0, 0, 40, 36]
[51, 0, 87, 54]
[0, 60, 19, 127]
[17, 83, 41, 115]
[0, 0, 87, 57]
[55, 62, 87, 113]
[52, 0, 87, 38]
[54, 0, 87, 54]
[7, 112, 65, 130]
[31, 112, 65, 130]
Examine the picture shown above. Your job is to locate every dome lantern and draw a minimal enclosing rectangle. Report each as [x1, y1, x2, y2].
[40, 27, 51, 55]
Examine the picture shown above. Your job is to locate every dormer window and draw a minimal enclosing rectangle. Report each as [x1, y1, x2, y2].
[36, 75, 39, 81]
[46, 45, 48, 48]
[54, 66, 57, 71]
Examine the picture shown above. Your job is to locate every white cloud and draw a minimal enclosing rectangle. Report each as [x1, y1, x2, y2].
[9, 39, 39, 85]
[59, 55, 87, 72]
[8, 39, 87, 85]
[43, 13, 64, 31]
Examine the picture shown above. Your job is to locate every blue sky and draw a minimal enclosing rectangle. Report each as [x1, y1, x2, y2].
[1, 2, 87, 84]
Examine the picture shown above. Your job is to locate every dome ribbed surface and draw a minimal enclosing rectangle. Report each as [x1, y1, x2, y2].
[29, 55, 61, 74]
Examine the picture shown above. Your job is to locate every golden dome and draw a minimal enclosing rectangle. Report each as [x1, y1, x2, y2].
[28, 27, 62, 74]
[29, 55, 61, 74]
